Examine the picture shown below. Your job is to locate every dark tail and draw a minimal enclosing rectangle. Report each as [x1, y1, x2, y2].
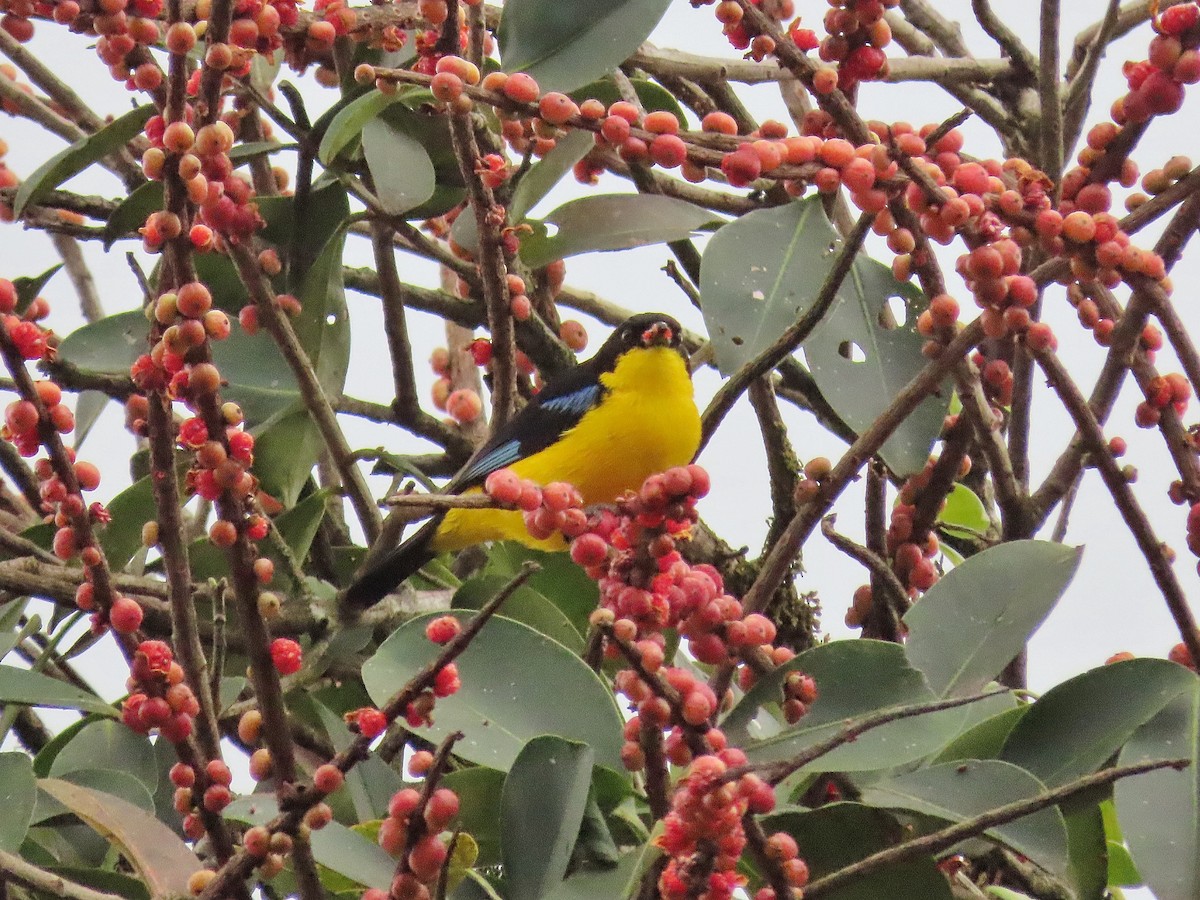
[340, 518, 440, 612]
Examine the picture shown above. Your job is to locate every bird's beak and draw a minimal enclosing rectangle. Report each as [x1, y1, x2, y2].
[640, 322, 674, 347]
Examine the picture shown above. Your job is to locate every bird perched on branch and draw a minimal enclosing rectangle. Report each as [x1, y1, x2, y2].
[342, 312, 701, 610]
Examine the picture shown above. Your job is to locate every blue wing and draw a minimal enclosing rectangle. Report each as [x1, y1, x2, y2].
[459, 439, 523, 484]
[452, 381, 606, 489]
[541, 383, 602, 418]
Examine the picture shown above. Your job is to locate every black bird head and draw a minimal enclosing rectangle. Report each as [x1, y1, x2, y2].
[593, 312, 687, 371]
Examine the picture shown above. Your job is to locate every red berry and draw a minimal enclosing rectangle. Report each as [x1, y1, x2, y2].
[110, 596, 144, 633]
[425, 615, 462, 644]
[269, 637, 302, 675]
[355, 706, 387, 739]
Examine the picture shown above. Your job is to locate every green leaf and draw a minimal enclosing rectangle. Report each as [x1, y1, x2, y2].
[904, 541, 1082, 697]
[12, 263, 63, 314]
[544, 849, 644, 900]
[103, 181, 164, 249]
[932, 702, 1027, 764]
[362, 612, 625, 772]
[454, 575, 584, 653]
[49, 720, 158, 796]
[1107, 840, 1142, 888]
[39, 778, 199, 897]
[762, 803, 953, 899]
[318, 89, 406, 165]
[700, 196, 947, 475]
[1065, 804, 1108, 900]
[484, 544, 598, 638]
[0, 665, 114, 716]
[57, 768, 156, 814]
[14, 105, 154, 218]
[362, 117, 436, 215]
[252, 404, 324, 509]
[860, 760, 1070, 875]
[511, 129, 596, 221]
[1001, 658, 1195, 788]
[43, 866, 150, 900]
[443, 766, 506, 866]
[722, 640, 967, 771]
[499, 0, 672, 92]
[519, 194, 714, 269]
[0, 752, 37, 852]
[310, 701, 401, 824]
[377, 100, 466, 219]
[72, 390, 109, 450]
[501, 736, 594, 900]
[273, 488, 333, 568]
[1114, 679, 1200, 900]
[228, 140, 294, 162]
[938, 483, 990, 539]
[311, 822, 399, 891]
[100, 466, 183, 571]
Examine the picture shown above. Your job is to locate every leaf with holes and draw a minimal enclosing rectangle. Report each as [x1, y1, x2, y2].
[499, 0, 673, 93]
[519, 194, 714, 269]
[701, 197, 948, 476]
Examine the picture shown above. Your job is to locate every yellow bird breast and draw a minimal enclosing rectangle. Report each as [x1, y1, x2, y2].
[431, 345, 701, 552]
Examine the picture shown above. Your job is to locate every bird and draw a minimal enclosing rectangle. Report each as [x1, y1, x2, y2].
[342, 312, 701, 610]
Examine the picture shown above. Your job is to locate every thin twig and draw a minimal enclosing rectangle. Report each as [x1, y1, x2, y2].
[800, 757, 1190, 899]
[1063, 0, 1122, 149]
[1032, 345, 1200, 666]
[49, 234, 104, 322]
[1038, 0, 1064, 185]
[700, 211, 873, 451]
[0, 850, 126, 900]
[227, 243, 383, 545]
[821, 515, 909, 626]
[972, 0, 1039, 75]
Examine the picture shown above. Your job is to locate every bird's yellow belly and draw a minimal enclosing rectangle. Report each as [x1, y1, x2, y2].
[431, 346, 700, 553]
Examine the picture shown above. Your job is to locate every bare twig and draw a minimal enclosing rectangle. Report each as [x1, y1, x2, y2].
[801, 757, 1190, 899]
[1032, 345, 1200, 667]
[0, 850, 126, 900]
[227, 243, 383, 545]
[1038, 0, 1064, 184]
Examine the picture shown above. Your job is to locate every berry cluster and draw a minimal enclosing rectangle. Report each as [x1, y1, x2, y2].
[698, 0, 794, 62]
[372, 781, 461, 899]
[120, 639, 199, 743]
[1115, 4, 1200, 126]
[171, 758, 234, 842]
[656, 754, 808, 900]
[808, 0, 894, 89]
[488, 464, 816, 895]
[0, 283, 145, 635]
